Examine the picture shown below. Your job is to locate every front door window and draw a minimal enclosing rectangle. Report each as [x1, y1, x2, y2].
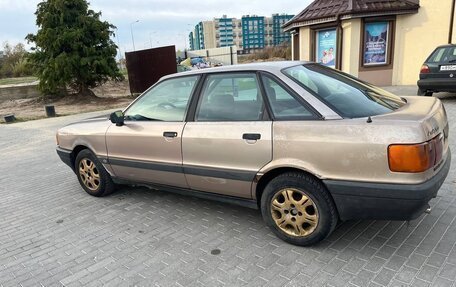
[125, 76, 198, 122]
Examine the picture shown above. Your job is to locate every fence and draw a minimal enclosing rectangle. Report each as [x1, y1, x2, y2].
[125, 46, 177, 94]
[186, 46, 238, 66]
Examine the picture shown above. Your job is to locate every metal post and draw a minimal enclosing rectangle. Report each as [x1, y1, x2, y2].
[130, 20, 139, 51]
[450, 0, 455, 44]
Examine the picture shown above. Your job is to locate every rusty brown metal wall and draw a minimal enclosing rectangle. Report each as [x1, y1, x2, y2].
[125, 46, 177, 94]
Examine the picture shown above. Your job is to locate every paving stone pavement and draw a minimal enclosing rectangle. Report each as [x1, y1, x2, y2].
[0, 92, 456, 287]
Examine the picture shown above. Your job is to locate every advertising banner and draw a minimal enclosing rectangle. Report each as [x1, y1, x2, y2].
[364, 22, 389, 65]
[316, 29, 337, 68]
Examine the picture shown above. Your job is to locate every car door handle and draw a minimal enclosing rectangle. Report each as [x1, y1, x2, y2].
[163, 131, 178, 138]
[243, 133, 261, 140]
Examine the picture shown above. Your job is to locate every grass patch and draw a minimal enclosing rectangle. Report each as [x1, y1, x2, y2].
[0, 76, 38, 86]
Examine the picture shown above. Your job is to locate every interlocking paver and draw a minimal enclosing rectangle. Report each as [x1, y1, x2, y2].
[1, 93, 456, 286]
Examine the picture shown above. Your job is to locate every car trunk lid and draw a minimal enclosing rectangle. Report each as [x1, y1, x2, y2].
[376, 96, 449, 172]
[379, 96, 447, 136]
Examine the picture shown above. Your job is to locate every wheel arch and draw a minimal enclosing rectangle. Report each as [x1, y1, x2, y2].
[255, 167, 320, 205]
[70, 145, 91, 169]
[255, 167, 339, 218]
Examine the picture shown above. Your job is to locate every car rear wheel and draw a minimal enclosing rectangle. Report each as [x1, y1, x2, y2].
[418, 88, 433, 97]
[260, 172, 338, 246]
[75, 149, 116, 197]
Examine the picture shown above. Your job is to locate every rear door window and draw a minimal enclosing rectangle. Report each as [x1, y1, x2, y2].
[261, 74, 317, 120]
[196, 73, 264, 121]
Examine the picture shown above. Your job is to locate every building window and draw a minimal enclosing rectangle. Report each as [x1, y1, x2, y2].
[362, 21, 391, 66]
[314, 28, 337, 69]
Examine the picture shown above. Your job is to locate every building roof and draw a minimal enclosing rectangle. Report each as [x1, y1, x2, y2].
[284, 0, 420, 30]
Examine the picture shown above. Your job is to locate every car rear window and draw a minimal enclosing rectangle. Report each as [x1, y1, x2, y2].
[283, 64, 406, 118]
[428, 47, 448, 63]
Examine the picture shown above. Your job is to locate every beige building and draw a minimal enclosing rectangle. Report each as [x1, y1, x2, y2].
[284, 0, 456, 86]
[203, 21, 216, 49]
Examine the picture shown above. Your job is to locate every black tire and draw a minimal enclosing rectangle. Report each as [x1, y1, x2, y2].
[74, 149, 116, 197]
[417, 88, 433, 97]
[260, 172, 338, 246]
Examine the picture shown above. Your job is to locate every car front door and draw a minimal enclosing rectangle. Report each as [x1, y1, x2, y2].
[105, 75, 199, 188]
[182, 72, 272, 198]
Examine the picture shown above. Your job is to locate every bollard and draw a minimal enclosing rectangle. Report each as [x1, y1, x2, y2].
[4, 114, 16, 123]
[45, 105, 56, 117]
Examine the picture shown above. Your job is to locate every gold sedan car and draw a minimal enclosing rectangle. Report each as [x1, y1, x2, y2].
[56, 62, 451, 246]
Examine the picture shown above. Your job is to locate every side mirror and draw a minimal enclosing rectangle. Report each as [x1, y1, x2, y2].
[110, 110, 125, 126]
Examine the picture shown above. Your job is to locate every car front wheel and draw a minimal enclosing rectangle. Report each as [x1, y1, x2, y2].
[261, 172, 338, 246]
[75, 149, 116, 197]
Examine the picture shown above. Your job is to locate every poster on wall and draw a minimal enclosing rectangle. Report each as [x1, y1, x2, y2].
[316, 28, 337, 68]
[364, 22, 389, 65]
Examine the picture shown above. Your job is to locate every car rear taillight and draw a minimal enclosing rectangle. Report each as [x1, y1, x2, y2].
[388, 135, 443, 173]
[420, 64, 430, 74]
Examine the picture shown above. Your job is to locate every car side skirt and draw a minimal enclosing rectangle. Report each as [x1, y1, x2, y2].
[111, 177, 259, 210]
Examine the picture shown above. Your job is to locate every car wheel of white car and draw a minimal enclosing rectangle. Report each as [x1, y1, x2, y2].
[261, 172, 338, 246]
[75, 149, 116, 197]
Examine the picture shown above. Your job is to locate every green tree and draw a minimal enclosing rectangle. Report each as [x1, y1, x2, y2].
[26, 0, 122, 96]
[0, 42, 32, 78]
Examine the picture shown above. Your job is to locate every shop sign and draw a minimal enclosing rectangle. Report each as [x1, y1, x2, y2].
[364, 22, 389, 65]
[316, 28, 337, 68]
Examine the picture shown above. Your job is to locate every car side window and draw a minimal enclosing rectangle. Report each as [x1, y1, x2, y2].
[125, 76, 198, 122]
[196, 73, 264, 121]
[261, 75, 315, 120]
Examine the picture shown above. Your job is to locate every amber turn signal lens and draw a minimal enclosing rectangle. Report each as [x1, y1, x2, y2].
[388, 142, 435, 173]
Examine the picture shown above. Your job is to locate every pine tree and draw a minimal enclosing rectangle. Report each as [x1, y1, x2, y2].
[26, 0, 123, 97]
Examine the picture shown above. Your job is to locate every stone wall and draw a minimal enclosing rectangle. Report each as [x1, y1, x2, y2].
[0, 83, 40, 103]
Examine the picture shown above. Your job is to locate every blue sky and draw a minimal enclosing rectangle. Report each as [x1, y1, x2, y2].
[0, 0, 311, 53]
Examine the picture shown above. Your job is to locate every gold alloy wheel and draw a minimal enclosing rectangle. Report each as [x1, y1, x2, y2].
[78, 158, 100, 191]
[271, 188, 319, 237]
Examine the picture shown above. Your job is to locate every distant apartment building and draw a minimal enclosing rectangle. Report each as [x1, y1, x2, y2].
[188, 32, 195, 50]
[194, 22, 205, 50]
[188, 13, 294, 53]
[216, 16, 234, 47]
[203, 21, 216, 49]
[272, 14, 295, 45]
[242, 15, 266, 52]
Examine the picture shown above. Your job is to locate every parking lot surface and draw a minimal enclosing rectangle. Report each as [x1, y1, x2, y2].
[1, 93, 456, 287]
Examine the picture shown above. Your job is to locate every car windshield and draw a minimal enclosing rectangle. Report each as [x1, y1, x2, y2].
[283, 64, 406, 118]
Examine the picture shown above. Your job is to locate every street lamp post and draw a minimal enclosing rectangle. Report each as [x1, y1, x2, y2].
[130, 20, 139, 51]
[149, 31, 157, 48]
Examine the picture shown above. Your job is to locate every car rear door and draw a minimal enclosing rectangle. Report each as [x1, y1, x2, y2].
[105, 75, 199, 188]
[182, 72, 272, 198]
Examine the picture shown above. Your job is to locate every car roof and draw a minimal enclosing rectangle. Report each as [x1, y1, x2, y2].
[434, 44, 456, 48]
[161, 61, 310, 80]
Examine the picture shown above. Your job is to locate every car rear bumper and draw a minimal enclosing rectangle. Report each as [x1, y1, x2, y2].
[56, 147, 74, 171]
[417, 78, 456, 92]
[324, 149, 451, 221]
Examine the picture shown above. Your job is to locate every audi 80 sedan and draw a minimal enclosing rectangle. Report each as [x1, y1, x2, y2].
[56, 62, 450, 246]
